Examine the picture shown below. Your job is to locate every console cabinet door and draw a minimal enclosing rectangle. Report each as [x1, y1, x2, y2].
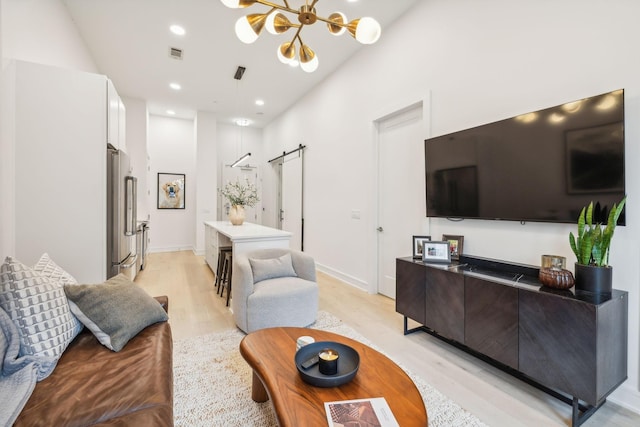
[396, 259, 426, 325]
[519, 290, 628, 406]
[465, 277, 518, 369]
[519, 291, 598, 404]
[425, 268, 464, 342]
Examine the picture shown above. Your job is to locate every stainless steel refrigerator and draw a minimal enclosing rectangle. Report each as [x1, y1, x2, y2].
[107, 148, 138, 280]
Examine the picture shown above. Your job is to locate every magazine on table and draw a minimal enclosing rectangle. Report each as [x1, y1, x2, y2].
[324, 397, 399, 427]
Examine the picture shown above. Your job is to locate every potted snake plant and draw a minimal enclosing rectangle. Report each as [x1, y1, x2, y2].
[569, 197, 626, 294]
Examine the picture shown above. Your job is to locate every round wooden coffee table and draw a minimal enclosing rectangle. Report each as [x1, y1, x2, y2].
[240, 327, 428, 426]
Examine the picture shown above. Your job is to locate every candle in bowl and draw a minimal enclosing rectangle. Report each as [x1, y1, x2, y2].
[318, 348, 339, 375]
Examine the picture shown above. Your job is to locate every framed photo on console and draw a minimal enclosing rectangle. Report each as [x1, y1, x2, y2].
[442, 234, 464, 260]
[412, 235, 431, 259]
[422, 241, 451, 264]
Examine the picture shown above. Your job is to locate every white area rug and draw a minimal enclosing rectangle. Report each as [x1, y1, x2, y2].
[173, 311, 488, 426]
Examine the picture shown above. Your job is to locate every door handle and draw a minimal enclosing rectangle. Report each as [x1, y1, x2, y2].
[377, 227, 384, 232]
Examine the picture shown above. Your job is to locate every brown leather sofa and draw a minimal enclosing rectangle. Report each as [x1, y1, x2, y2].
[14, 296, 173, 426]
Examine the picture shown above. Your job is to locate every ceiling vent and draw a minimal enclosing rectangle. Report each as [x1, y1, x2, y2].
[169, 47, 183, 60]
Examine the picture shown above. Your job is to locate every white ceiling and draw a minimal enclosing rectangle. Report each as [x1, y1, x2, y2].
[62, 0, 418, 128]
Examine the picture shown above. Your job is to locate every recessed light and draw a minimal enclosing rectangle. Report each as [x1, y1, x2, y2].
[236, 118, 251, 127]
[169, 82, 182, 90]
[166, 110, 176, 115]
[170, 25, 186, 36]
[255, 99, 265, 106]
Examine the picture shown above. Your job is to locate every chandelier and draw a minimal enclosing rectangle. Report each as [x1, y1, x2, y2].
[220, 0, 382, 73]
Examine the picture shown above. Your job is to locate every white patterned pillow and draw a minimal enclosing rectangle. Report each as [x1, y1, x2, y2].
[0, 256, 82, 359]
[32, 253, 78, 286]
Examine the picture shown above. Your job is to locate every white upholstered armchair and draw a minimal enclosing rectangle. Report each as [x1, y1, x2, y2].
[232, 248, 318, 334]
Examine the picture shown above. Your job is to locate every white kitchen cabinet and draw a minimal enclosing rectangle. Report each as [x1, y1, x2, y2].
[107, 78, 126, 153]
[205, 223, 216, 270]
[4, 60, 124, 283]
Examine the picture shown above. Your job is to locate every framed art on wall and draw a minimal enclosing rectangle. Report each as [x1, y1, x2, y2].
[422, 241, 451, 263]
[442, 234, 464, 260]
[158, 173, 185, 209]
[412, 235, 431, 259]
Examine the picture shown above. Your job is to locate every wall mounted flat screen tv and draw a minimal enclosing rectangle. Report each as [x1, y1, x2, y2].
[425, 89, 625, 225]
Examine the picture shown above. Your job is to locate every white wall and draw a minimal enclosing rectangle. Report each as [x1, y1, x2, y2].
[147, 115, 197, 252]
[262, 0, 640, 412]
[0, 0, 99, 261]
[1, 0, 97, 73]
[122, 96, 150, 221]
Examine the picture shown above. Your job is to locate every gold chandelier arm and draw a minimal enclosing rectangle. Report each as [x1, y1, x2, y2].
[314, 15, 346, 27]
[288, 25, 304, 45]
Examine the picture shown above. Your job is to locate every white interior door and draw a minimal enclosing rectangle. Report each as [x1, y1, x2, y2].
[281, 154, 303, 251]
[377, 104, 425, 299]
[221, 165, 260, 223]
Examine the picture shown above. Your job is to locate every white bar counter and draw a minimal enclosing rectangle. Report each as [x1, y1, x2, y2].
[203, 221, 292, 277]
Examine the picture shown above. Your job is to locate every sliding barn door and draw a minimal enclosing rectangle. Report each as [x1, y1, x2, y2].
[280, 153, 303, 251]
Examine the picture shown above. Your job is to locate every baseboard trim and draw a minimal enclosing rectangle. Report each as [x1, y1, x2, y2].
[315, 262, 368, 292]
[608, 383, 640, 415]
[148, 246, 194, 254]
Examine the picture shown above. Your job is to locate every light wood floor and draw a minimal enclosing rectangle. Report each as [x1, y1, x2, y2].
[135, 251, 640, 427]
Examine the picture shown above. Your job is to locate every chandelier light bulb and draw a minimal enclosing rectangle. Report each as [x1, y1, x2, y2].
[266, 12, 295, 34]
[235, 14, 268, 43]
[300, 55, 319, 73]
[265, 11, 278, 34]
[220, 0, 240, 8]
[220, 0, 257, 8]
[349, 17, 381, 44]
[277, 42, 296, 64]
[299, 44, 318, 73]
[327, 12, 347, 36]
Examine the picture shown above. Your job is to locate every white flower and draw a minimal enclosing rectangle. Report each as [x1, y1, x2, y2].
[219, 179, 259, 207]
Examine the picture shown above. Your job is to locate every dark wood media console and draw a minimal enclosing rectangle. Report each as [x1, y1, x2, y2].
[396, 254, 628, 426]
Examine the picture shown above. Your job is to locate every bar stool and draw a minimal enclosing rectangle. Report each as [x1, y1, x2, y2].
[219, 251, 233, 307]
[215, 246, 232, 292]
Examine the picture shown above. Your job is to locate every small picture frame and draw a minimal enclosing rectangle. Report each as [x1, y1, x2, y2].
[442, 234, 464, 261]
[158, 172, 186, 209]
[422, 241, 452, 264]
[412, 235, 431, 259]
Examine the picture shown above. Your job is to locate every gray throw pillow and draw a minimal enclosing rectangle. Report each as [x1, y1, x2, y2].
[249, 253, 297, 283]
[64, 274, 168, 352]
[32, 253, 79, 286]
[0, 256, 82, 360]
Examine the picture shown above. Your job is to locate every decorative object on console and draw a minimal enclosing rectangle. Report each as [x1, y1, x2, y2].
[539, 255, 574, 290]
[157, 172, 185, 209]
[220, 0, 382, 73]
[541, 254, 566, 270]
[421, 241, 451, 264]
[219, 178, 260, 226]
[569, 197, 626, 294]
[539, 267, 575, 290]
[412, 235, 431, 259]
[442, 234, 464, 261]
